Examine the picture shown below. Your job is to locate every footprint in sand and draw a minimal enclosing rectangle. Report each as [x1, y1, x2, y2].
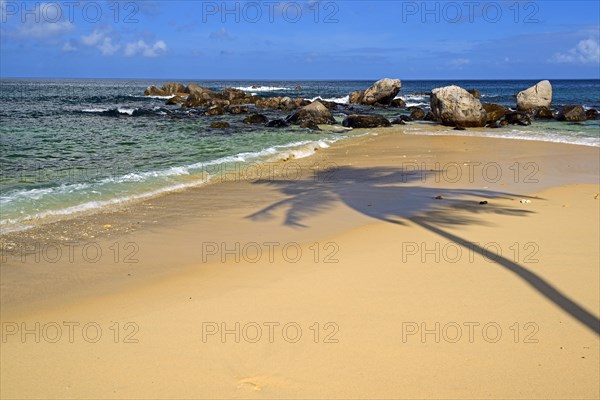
[236, 375, 292, 393]
[237, 377, 264, 392]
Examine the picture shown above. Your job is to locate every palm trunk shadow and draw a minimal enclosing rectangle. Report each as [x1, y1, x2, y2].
[409, 216, 600, 336]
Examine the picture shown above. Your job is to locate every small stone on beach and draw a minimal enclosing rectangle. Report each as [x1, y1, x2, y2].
[434, 195, 444, 199]
[479, 201, 488, 205]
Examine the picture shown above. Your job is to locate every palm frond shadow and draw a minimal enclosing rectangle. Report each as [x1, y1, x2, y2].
[247, 165, 599, 335]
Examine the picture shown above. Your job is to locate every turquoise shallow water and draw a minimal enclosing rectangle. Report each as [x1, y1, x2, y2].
[1, 79, 599, 232]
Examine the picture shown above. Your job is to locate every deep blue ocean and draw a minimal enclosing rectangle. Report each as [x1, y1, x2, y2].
[1, 79, 599, 232]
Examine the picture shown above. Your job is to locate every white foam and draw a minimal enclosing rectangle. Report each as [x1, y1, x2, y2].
[0, 176, 212, 231]
[396, 94, 429, 101]
[0, 182, 92, 204]
[405, 102, 429, 108]
[81, 107, 139, 115]
[0, 135, 352, 232]
[268, 140, 335, 161]
[142, 94, 176, 99]
[403, 128, 600, 147]
[307, 95, 350, 104]
[82, 108, 109, 113]
[117, 107, 136, 115]
[233, 85, 293, 92]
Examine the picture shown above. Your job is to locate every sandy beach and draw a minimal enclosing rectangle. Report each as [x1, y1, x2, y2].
[1, 126, 598, 399]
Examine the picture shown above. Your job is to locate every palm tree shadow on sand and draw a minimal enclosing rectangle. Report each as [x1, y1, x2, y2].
[247, 165, 600, 335]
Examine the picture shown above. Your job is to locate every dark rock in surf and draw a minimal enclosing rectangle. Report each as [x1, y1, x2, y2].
[533, 106, 555, 119]
[390, 98, 406, 108]
[342, 114, 391, 128]
[585, 108, 599, 120]
[482, 103, 507, 123]
[244, 113, 269, 124]
[557, 105, 587, 122]
[504, 111, 531, 126]
[266, 119, 290, 128]
[226, 105, 249, 114]
[210, 121, 230, 128]
[286, 101, 336, 126]
[409, 107, 425, 120]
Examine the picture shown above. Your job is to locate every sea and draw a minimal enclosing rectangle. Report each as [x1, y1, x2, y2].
[1, 79, 599, 233]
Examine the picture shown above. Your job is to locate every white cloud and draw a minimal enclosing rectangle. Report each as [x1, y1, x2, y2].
[124, 40, 168, 57]
[550, 38, 600, 64]
[448, 58, 470, 68]
[209, 28, 233, 41]
[80, 28, 121, 56]
[6, 2, 74, 40]
[98, 38, 120, 56]
[15, 20, 74, 38]
[62, 42, 77, 52]
[81, 29, 106, 46]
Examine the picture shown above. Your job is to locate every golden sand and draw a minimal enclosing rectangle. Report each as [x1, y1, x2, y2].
[1, 128, 599, 399]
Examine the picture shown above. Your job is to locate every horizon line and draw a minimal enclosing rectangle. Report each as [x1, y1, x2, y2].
[1, 76, 599, 81]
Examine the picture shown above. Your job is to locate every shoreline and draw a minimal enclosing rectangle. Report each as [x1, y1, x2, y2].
[1, 121, 598, 235]
[2, 129, 598, 312]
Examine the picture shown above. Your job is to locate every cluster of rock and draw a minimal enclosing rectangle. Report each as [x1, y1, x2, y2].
[143, 79, 597, 130]
[424, 80, 597, 128]
[143, 79, 406, 129]
[144, 82, 314, 116]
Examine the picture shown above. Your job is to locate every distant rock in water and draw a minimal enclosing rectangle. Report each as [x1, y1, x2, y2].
[221, 88, 248, 102]
[255, 96, 300, 110]
[184, 86, 221, 107]
[144, 85, 167, 96]
[165, 95, 186, 105]
[205, 106, 225, 116]
[585, 108, 599, 120]
[482, 103, 507, 123]
[349, 78, 402, 106]
[557, 105, 587, 122]
[295, 86, 302, 90]
[210, 121, 230, 128]
[226, 105, 248, 114]
[244, 113, 268, 124]
[517, 80, 552, 112]
[162, 82, 186, 95]
[144, 82, 186, 96]
[430, 85, 487, 127]
[186, 83, 215, 95]
[286, 101, 336, 126]
[342, 114, 391, 128]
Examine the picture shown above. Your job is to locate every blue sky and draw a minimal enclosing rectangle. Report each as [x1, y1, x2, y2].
[1, 0, 599, 79]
